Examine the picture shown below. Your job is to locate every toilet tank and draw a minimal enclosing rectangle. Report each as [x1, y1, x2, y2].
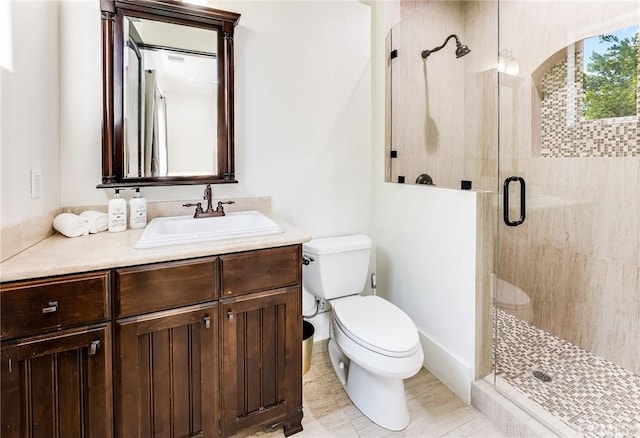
[302, 234, 372, 300]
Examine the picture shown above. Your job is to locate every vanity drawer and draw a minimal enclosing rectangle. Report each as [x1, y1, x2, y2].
[220, 246, 300, 297]
[0, 271, 110, 340]
[115, 257, 217, 318]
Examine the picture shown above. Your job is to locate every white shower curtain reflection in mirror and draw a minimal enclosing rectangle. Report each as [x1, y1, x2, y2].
[144, 69, 168, 177]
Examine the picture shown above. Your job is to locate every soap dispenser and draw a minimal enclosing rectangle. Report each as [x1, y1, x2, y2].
[129, 188, 147, 229]
[108, 189, 127, 232]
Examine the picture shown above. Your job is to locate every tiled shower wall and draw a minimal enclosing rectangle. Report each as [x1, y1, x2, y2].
[385, 1, 466, 188]
[497, 1, 639, 375]
[384, 1, 498, 190]
[540, 48, 639, 158]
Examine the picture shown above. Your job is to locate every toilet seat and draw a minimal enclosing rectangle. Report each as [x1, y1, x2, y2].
[331, 317, 424, 380]
[332, 295, 420, 358]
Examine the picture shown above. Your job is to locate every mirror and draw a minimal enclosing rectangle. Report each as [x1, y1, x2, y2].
[99, 0, 240, 187]
[123, 17, 218, 177]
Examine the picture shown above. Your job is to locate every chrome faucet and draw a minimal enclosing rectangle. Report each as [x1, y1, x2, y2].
[183, 184, 235, 218]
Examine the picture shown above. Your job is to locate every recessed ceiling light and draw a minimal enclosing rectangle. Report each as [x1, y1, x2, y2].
[167, 55, 185, 63]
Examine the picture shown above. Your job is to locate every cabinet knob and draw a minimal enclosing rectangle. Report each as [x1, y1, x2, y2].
[227, 310, 234, 322]
[204, 316, 211, 329]
[42, 300, 58, 314]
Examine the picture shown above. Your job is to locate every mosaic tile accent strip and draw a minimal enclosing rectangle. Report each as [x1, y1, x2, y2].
[494, 309, 640, 437]
[540, 47, 639, 158]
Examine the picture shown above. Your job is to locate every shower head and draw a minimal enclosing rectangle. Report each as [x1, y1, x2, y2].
[421, 34, 471, 60]
[455, 43, 471, 58]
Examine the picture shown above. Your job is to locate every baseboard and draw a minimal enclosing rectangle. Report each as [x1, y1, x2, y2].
[418, 330, 473, 404]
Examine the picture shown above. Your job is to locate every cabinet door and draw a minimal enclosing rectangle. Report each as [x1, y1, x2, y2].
[1, 324, 112, 437]
[220, 287, 302, 437]
[116, 303, 218, 437]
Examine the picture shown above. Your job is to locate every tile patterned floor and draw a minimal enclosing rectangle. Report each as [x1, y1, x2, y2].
[235, 340, 505, 437]
[495, 309, 640, 437]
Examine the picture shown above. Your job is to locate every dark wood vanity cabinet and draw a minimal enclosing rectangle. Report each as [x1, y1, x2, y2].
[114, 247, 303, 437]
[0, 272, 113, 437]
[219, 246, 303, 436]
[0, 245, 304, 437]
[113, 257, 219, 437]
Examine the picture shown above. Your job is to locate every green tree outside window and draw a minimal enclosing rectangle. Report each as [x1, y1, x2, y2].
[583, 28, 638, 120]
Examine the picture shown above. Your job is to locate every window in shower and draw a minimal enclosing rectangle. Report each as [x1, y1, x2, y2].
[536, 23, 639, 158]
[583, 24, 639, 120]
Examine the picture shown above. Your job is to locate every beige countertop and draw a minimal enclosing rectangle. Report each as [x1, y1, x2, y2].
[0, 214, 310, 283]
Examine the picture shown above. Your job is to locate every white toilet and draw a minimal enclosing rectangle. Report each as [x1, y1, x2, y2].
[302, 234, 424, 431]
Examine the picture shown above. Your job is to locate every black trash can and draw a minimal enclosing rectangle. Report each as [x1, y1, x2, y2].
[302, 320, 314, 374]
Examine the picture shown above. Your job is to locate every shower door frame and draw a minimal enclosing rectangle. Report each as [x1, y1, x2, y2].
[493, 0, 640, 434]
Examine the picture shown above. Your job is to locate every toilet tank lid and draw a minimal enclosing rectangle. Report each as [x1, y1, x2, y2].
[303, 234, 372, 255]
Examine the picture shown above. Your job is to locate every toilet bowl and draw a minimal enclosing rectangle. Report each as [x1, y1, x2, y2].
[302, 235, 424, 431]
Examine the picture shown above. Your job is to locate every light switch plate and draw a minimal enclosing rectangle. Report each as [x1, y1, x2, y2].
[30, 169, 41, 199]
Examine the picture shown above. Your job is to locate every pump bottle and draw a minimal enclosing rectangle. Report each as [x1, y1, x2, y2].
[129, 188, 147, 229]
[108, 189, 127, 232]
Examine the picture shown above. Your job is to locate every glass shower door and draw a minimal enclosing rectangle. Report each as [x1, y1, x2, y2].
[494, 1, 640, 436]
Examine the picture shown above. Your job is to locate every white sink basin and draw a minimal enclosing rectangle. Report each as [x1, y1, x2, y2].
[134, 211, 284, 249]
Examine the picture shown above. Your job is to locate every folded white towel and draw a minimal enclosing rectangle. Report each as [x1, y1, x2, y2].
[79, 210, 109, 234]
[53, 213, 90, 238]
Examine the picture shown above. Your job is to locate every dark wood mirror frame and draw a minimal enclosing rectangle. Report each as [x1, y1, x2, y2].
[99, 0, 240, 188]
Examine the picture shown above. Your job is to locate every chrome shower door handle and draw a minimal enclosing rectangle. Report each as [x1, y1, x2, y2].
[503, 176, 526, 227]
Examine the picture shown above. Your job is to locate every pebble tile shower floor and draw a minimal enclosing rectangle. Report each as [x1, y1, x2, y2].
[495, 309, 640, 437]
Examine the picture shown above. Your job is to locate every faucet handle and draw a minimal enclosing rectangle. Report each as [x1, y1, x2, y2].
[216, 200, 235, 213]
[183, 202, 204, 218]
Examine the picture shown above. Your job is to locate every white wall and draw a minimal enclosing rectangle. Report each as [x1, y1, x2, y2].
[370, 2, 480, 403]
[58, 0, 102, 212]
[371, 185, 478, 402]
[57, 0, 372, 238]
[1, 1, 61, 227]
[231, 1, 372, 235]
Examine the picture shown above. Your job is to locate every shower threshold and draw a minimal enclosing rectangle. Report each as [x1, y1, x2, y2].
[472, 374, 579, 437]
